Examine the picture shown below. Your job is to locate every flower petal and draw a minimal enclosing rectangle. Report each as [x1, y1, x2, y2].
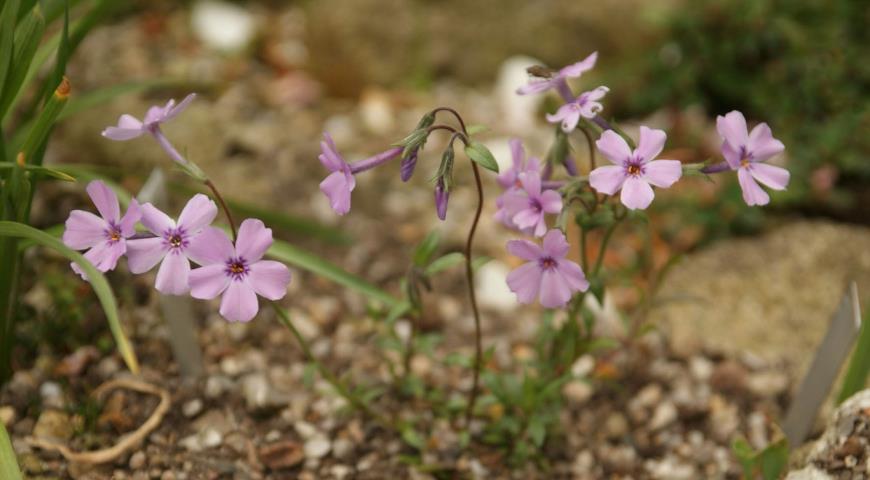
[318, 133, 343, 171]
[71, 241, 124, 279]
[119, 199, 141, 237]
[140, 202, 175, 236]
[721, 140, 742, 169]
[539, 190, 563, 214]
[155, 252, 191, 295]
[559, 51, 598, 78]
[126, 237, 167, 274]
[519, 172, 541, 197]
[643, 160, 682, 188]
[235, 219, 273, 262]
[557, 259, 589, 292]
[507, 239, 543, 261]
[86, 180, 121, 223]
[589, 165, 627, 195]
[542, 229, 570, 258]
[737, 167, 770, 206]
[516, 79, 554, 95]
[506, 262, 542, 304]
[747, 123, 785, 161]
[101, 115, 144, 141]
[545, 104, 570, 123]
[320, 170, 355, 215]
[635, 126, 667, 163]
[560, 109, 582, 133]
[177, 194, 218, 232]
[248, 260, 291, 300]
[164, 93, 196, 122]
[189, 264, 230, 299]
[716, 111, 749, 148]
[187, 226, 235, 266]
[538, 269, 573, 308]
[748, 163, 789, 191]
[219, 281, 259, 322]
[63, 210, 108, 250]
[596, 130, 632, 165]
[620, 177, 655, 210]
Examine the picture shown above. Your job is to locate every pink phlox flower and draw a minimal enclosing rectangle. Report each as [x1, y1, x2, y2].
[318, 133, 355, 215]
[126, 194, 218, 295]
[546, 86, 609, 132]
[187, 219, 291, 322]
[102, 94, 196, 141]
[62, 180, 141, 279]
[716, 110, 789, 206]
[516, 52, 598, 96]
[506, 229, 589, 308]
[589, 126, 682, 210]
[498, 171, 562, 237]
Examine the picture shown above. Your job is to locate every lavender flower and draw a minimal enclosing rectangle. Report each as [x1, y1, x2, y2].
[62, 181, 141, 278]
[126, 194, 218, 295]
[318, 133, 355, 215]
[506, 229, 588, 308]
[589, 127, 682, 210]
[496, 139, 541, 190]
[516, 52, 598, 98]
[318, 133, 403, 215]
[400, 149, 419, 182]
[716, 110, 789, 206]
[188, 219, 291, 322]
[434, 178, 449, 220]
[102, 94, 196, 167]
[546, 86, 609, 133]
[499, 172, 562, 237]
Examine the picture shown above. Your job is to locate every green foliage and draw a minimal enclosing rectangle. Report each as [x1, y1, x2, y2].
[732, 437, 789, 480]
[0, 421, 23, 480]
[617, 0, 869, 212]
[838, 305, 870, 403]
[464, 141, 499, 173]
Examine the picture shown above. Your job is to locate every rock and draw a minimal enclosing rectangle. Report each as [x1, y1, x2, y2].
[747, 371, 790, 398]
[129, 451, 146, 470]
[0, 406, 15, 426]
[55, 346, 100, 377]
[304, 434, 331, 459]
[786, 467, 835, 480]
[649, 401, 678, 431]
[191, 0, 257, 53]
[33, 410, 74, 442]
[475, 261, 516, 312]
[259, 440, 305, 470]
[332, 437, 354, 460]
[330, 464, 353, 480]
[182, 399, 203, 418]
[39, 382, 65, 409]
[562, 381, 594, 406]
[204, 375, 234, 399]
[689, 356, 714, 382]
[95, 357, 121, 378]
[241, 373, 289, 411]
[358, 89, 395, 135]
[708, 395, 740, 442]
[603, 412, 629, 439]
[495, 56, 544, 133]
[645, 456, 697, 480]
[179, 427, 223, 452]
[654, 221, 870, 376]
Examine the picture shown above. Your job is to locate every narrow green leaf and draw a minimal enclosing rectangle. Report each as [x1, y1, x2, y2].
[465, 124, 489, 136]
[464, 141, 499, 173]
[425, 252, 464, 276]
[838, 306, 870, 403]
[0, 162, 75, 181]
[266, 238, 399, 308]
[0, 4, 44, 119]
[0, 421, 23, 480]
[0, 0, 21, 107]
[20, 77, 68, 163]
[50, 165, 131, 207]
[758, 439, 789, 480]
[0, 221, 140, 374]
[412, 231, 440, 267]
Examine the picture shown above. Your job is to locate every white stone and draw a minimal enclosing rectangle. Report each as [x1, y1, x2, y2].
[649, 401, 678, 431]
[304, 435, 331, 459]
[495, 56, 545, 133]
[191, 0, 257, 54]
[475, 261, 515, 313]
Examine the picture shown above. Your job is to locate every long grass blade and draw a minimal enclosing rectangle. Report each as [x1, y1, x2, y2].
[0, 0, 21, 108]
[838, 305, 870, 403]
[0, 422, 23, 480]
[0, 3, 45, 120]
[0, 221, 140, 375]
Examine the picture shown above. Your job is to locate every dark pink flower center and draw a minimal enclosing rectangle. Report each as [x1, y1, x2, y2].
[225, 257, 249, 281]
[625, 160, 644, 177]
[529, 197, 542, 213]
[539, 256, 558, 270]
[163, 227, 189, 251]
[104, 222, 122, 244]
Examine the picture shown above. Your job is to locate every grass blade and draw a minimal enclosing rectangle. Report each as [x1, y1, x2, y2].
[0, 422, 23, 480]
[0, 0, 21, 109]
[0, 162, 76, 181]
[0, 3, 45, 120]
[267, 238, 399, 308]
[19, 76, 68, 163]
[0, 221, 140, 375]
[838, 305, 870, 403]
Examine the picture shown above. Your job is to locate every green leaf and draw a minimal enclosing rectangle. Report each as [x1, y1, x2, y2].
[266, 238, 399, 308]
[412, 231, 440, 267]
[400, 426, 426, 451]
[0, 221, 139, 375]
[838, 304, 870, 403]
[758, 439, 789, 480]
[0, 421, 23, 480]
[424, 252, 464, 275]
[464, 141, 499, 173]
[0, 3, 44, 119]
[19, 77, 68, 163]
[527, 415, 547, 448]
[0, 0, 21, 111]
[0, 162, 75, 181]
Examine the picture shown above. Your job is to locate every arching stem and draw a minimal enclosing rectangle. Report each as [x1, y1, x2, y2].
[204, 179, 237, 241]
[463, 161, 485, 428]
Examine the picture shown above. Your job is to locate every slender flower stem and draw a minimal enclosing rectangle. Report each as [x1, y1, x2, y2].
[431, 107, 468, 134]
[555, 80, 575, 103]
[204, 179, 237, 241]
[592, 217, 623, 277]
[592, 115, 613, 132]
[150, 128, 189, 167]
[271, 303, 395, 429]
[563, 155, 579, 176]
[701, 161, 731, 174]
[542, 180, 567, 190]
[579, 126, 597, 172]
[463, 161, 485, 428]
[349, 147, 404, 174]
[580, 228, 589, 273]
